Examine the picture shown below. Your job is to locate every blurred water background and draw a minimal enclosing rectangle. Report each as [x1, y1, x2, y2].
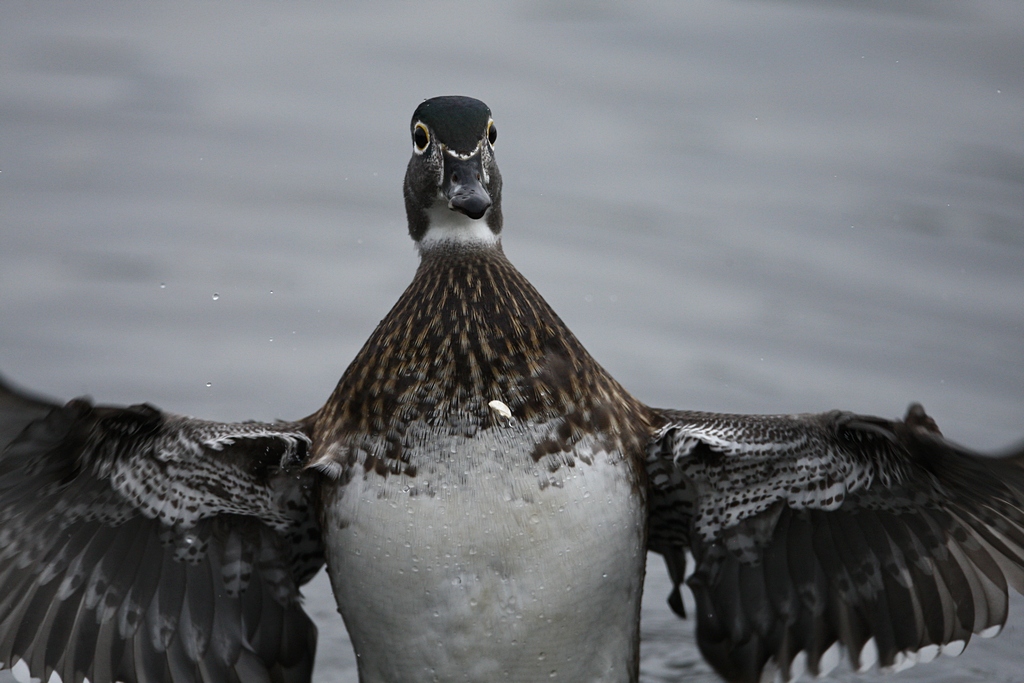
[1, 2, 1022, 681]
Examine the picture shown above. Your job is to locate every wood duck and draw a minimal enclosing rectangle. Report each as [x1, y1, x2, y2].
[2, 95, 1024, 683]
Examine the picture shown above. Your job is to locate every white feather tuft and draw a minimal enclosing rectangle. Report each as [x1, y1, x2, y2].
[857, 637, 879, 672]
[818, 641, 841, 677]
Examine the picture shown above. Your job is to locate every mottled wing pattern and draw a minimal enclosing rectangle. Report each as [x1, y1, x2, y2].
[647, 404, 1024, 683]
[0, 379, 323, 683]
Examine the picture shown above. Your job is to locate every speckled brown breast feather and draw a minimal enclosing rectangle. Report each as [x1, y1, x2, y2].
[314, 242, 653, 481]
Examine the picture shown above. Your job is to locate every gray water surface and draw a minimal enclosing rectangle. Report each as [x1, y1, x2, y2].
[1, 2, 1023, 681]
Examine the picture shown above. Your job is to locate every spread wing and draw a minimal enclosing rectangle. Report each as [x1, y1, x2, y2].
[646, 403, 1024, 682]
[0, 376, 324, 683]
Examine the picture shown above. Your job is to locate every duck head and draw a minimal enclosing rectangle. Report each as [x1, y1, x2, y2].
[403, 96, 503, 250]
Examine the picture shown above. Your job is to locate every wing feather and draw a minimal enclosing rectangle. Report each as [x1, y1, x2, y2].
[647, 403, 1024, 682]
[0, 379, 323, 683]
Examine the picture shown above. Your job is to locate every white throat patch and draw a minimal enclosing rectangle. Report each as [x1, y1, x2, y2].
[418, 204, 499, 251]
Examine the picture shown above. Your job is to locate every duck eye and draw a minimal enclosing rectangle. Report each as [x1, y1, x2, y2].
[487, 120, 497, 146]
[413, 122, 429, 152]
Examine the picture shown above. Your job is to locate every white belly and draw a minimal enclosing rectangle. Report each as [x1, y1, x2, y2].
[321, 426, 646, 683]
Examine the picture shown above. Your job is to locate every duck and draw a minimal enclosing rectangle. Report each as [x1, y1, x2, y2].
[2, 95, 1024, 683]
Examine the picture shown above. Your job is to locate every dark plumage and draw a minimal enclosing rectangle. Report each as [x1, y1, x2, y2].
[0, 385, 320, 683]
[2, 96, 1024, 683]
[411, 96, 492, 154]
[312, 243, 652, 485]
[647, 407, 1024, 679]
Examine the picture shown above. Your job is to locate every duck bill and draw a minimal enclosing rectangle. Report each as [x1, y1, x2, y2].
[444, 155, 491, 220]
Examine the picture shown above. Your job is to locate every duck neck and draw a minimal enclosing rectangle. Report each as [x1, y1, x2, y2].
[319, 243, 650, 449]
